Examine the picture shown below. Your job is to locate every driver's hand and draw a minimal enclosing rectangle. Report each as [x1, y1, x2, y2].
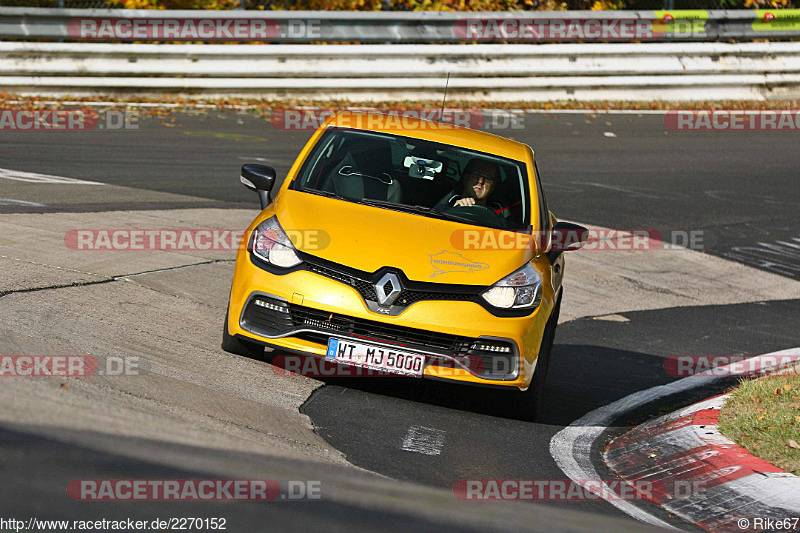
[454, 197, 476, 207]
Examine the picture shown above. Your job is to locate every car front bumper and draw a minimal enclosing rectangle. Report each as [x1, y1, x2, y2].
[228, 252, 553, 390]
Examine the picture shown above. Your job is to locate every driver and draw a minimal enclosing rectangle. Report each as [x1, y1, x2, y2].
[436, 158, 501, 209]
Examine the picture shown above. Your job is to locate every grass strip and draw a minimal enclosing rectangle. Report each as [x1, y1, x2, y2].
[718, 366, 800, 476]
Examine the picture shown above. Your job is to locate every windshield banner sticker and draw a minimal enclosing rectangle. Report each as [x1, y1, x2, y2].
[429, 250, 489, 278]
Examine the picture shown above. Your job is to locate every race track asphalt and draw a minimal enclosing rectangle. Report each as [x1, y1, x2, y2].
[1, 108, 798, 531]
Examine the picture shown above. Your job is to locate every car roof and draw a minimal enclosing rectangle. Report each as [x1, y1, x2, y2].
[324, 111, 533, 163]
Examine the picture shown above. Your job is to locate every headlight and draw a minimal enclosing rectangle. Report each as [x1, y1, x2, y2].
[250, 217, 302, 268]
[481, 264, 542, 309]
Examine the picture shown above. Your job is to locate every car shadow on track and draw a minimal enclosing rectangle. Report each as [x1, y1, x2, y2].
[253, 300, 800, 429]
[264, 343, 689, 428]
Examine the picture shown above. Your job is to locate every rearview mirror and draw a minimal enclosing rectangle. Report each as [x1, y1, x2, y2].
[403, 156, 442, 180]
[241, 164, 276, 209]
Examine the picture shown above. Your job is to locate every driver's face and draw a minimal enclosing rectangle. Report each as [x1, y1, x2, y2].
[463, 163, 497, 204]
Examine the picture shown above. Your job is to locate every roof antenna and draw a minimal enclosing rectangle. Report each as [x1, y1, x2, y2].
[438, 72, 451, 123]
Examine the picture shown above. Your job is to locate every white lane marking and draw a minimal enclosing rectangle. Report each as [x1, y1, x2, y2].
[0, 168, 104, 185]
[592, 314, 630, 323]
[402, 425, 446, 456]
[0, 198, 46, 206]
[723, 237, 800, 279]
[549, 347, 800, 530]
[603, 131, 617, 137]
[585, 182, 661, 199]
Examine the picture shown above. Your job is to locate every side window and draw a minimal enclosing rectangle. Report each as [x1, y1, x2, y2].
[533, 161, 550, 233]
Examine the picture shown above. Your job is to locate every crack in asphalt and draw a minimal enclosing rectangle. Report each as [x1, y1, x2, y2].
[618, 275, 694, 299]
[118, 259, 234, 279]
[0, 259, 233, 300]
[0, 277, 115, 300]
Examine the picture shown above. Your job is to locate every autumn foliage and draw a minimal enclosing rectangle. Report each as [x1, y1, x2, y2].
[1, 0, 798, 12]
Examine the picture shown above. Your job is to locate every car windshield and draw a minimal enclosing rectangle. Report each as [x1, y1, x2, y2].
[293, 128, 531, 231]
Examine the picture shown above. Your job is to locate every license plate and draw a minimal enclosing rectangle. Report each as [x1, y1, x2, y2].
[326, 337, 425, 377]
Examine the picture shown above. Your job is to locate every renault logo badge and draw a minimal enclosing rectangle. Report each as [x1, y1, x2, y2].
[375, 273, 402, 306]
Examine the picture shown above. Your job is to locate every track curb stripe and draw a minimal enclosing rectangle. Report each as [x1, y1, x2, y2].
[550, 348, 800, 530]
[605, 391, 800, 531]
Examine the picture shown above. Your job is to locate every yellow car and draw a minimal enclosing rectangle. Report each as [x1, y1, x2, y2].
[223, 111, 585, 420]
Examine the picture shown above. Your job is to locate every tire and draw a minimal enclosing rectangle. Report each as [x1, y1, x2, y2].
[507, 292, 562, 422]
[221, 310, 265, 360]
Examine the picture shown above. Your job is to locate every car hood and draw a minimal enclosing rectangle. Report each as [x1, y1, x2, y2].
[274, 189, 535, 285]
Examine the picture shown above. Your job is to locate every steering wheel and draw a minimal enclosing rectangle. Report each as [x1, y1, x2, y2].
[444, 204, 506, 228]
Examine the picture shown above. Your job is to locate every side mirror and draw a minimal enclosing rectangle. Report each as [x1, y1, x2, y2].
[241, 164, 276, 209]
[547, 222, 588, 263]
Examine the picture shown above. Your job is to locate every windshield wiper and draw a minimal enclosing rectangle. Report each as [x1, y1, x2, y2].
[356, 199, 490, 226]
[357, 198, 441, 215]
[298, 187, 352, 202]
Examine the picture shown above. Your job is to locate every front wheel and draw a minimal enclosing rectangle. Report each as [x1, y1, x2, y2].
[221, 310, 265, 360]
[506, 292, 561, 422]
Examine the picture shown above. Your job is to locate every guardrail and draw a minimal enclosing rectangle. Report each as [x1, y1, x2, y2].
[2, 7, 800, 42]
[3, 41, 800, 100]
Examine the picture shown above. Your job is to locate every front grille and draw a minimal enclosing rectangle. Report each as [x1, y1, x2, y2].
[307, 262, 479, 309]
[308, 263, 379, 300]
[242, 296, 472, 353]
[291, 305, 471, 353]
[242, 295, 519, 380]
[395, 290, 474, 306]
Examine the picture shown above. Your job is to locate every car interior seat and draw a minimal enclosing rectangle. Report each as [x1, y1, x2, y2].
[321, 137, 401, 203]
